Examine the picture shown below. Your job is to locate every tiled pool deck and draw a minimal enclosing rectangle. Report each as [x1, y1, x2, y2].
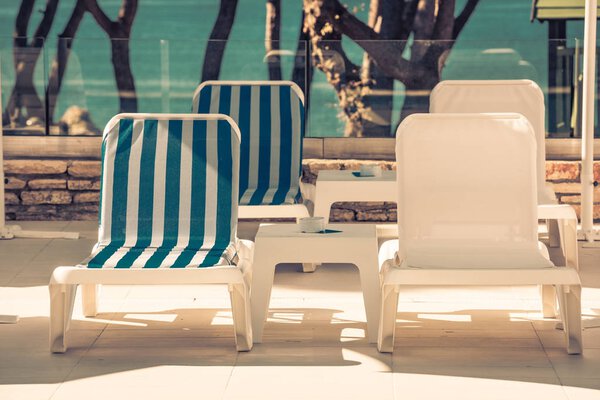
[0, 221, 599, 400]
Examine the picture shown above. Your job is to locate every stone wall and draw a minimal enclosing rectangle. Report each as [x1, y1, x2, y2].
[3, 157, 600, 221]
[301, 159, 600, 222]
[4, 160, 100, 221]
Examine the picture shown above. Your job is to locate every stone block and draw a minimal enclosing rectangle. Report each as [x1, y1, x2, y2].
[329, 208, 355, 222]
[4, 192, 20, 205]
[339, 201, 389, 211]
[68, 161, 101, 178]
[545, 161, 579, 181]
[387, 209, 397, 222]
[68, 179, 101, 190]
[4, 177, 26, 189]
[57, 204, 99, 220]
[559, 195, 581, 204]
[4, 160, 67, 175]
[11, 205, 59, 221]
[28, 179, 67, 189]
[73, 192, 100, 203]
[357, 210, 388, 222]
[21, 190, 72, 205]
[550, 182, 581, 194]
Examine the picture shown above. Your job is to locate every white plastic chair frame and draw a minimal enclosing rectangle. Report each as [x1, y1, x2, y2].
[378, 113, 582, 355]
[192, 80, 313, 222]
[49, 113, 254, 352]
[430, 79, 578, 276]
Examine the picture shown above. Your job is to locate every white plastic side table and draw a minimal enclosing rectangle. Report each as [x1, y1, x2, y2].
[251, 223, 381, 343]
[313, 170, 396, 222]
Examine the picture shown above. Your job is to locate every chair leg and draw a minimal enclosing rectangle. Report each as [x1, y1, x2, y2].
[49, 283, 77, 353]
[82, 284, 99, 317]
[229, 283, 253, 352]
[295, 214, 319, 273]
[541, 285, 557, 318]
[557, 284, 583, 355]
[561, 218, 579, 269]
[377, 284, 399, 353]
[302, 263, 318, 273]
[547, 219, 560, 248]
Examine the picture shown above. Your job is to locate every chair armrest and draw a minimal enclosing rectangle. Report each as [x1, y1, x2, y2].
[537, 204, 577, 220]
[299, 179, 316, 205]
[537, 204, 579, 270]
[379, 239, 399, 270]
[539, 183, 559, 205]
[236, 239, 254, 283]
[237, 239, 255, 262]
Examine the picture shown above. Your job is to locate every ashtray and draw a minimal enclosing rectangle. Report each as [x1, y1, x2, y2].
[298, 217, 325, 233]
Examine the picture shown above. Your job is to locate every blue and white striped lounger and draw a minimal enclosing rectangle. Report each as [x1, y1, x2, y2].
[192, 81, 311, 220]
[49, 113, 253, 353]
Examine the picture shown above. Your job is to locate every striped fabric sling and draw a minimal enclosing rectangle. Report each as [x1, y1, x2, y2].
[192, 82, 305, 206]
[83, 115, 240, 269]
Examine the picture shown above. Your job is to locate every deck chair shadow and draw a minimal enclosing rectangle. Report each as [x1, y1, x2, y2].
[49, 113, 253, 352]
[377, 113, 582, 355]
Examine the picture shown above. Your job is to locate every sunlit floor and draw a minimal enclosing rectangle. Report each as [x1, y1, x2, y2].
[0, 221, 599, 400]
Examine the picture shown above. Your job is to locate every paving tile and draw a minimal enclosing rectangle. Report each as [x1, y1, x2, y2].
[53, 365, 234, 400]
[392, 346, 557, 379]
[546, 348, 600, 379]
[560, 378, 600, 391]
[562, 386, 600, 400]
[392, 373, 568, 400]
[0, 384, 59, 400]
[225, 346, 393, 400]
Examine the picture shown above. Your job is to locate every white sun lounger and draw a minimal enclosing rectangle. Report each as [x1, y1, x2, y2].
[377, 113, 582, 355]
[430, 80, 578, 274]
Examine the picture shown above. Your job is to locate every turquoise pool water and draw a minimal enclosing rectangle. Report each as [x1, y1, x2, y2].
[0, 0, 587, 137]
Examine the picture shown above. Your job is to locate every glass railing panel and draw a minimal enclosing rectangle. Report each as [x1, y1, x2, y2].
[305, 38, 598, 138]
[0, 35, 596, 140]
[1, 36, 48, 135]
[40, 38, 308, 136]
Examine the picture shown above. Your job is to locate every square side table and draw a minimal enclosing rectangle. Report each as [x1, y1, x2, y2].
[251, 223, 380, 343]
[313, 170, 396, 222]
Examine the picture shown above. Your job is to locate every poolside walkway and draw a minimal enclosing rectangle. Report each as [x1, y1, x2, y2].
[0, 221, 599, 400]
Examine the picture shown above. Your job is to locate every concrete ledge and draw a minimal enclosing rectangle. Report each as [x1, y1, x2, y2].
[5, 136, 598, 161]
[3, 136, 102, 159]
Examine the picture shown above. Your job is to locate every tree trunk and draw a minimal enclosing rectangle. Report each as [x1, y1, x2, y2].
[5, 0, 59, 127]
[292, 13, 312, 101]
[399, 0, 455, 119]
[303, 0, 366, 137]
[303, 0, 480, 135]
[360, 0, 410, 137]
[265, 0, 282, 80]
[111, 38, 138, 112]
[5, 47, 45, 126]
[201, 0, 239, 82]
[46, 0, 87, 122]
[399, 70, 439, 121]
[84, 0, 139, 113]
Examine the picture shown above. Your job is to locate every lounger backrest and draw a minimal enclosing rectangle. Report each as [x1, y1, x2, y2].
[395, 113, 540, 268]
[90, 113, 240, 268]
[429, 80, 548, 202]
[192, 81, 304, 206]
